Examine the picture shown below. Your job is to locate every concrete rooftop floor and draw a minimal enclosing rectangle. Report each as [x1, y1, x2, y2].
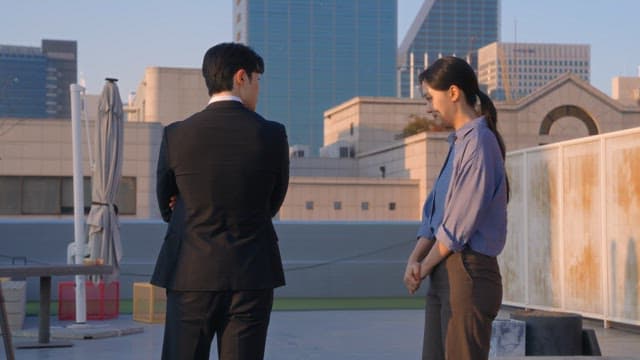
[2, 308, 640, 360]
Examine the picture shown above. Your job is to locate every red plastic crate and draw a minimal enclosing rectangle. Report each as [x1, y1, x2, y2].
[57, 280, 119, 320]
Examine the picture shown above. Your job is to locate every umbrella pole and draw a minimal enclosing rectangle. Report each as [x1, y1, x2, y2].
[70, 84, 87, 324]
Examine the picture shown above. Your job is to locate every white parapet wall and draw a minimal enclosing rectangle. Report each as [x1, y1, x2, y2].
[502, 126, 640, 326]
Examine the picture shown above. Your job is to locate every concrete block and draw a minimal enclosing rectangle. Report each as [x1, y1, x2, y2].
[489, 318, 526, 357]
[0, 280, 26, 332]
[1, 281, 25, 302]
[511, 309, 583, 355]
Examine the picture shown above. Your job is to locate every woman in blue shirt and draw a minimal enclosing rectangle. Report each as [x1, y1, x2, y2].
[404, 56, 508, 360]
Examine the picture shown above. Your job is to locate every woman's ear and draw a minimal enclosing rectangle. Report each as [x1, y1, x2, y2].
[449, 85, 461, 102]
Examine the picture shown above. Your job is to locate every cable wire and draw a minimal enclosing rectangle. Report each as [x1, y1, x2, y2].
[1, 238, 414, 277]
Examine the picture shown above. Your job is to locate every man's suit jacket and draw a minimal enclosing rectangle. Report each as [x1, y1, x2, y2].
[151, 100, 289, 291]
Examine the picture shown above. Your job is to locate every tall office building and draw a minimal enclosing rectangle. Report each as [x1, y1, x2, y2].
[233, 0, 397, 154]
[397, 0, 499, 98]
[0, 39, 76, 118]
[477, 42, 590, 101]
[0, 45, 47, 118]
[41, 40, 77, 119]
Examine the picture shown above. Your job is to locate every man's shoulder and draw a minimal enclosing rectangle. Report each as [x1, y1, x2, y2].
[165, 105, 286, 135]
[243, 111, 285, 134]
[262, 117, 285, 132]
[162, 119, 184, 137]
[164, 105, 223, 130]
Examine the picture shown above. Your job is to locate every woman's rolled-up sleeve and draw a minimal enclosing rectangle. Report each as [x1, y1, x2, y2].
[435, 148, 496, 251]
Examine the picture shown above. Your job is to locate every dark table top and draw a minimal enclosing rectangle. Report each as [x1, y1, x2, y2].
[0, 264, 113, 278]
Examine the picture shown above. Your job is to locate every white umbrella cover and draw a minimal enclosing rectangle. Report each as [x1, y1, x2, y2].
[86, 78, 124, 280]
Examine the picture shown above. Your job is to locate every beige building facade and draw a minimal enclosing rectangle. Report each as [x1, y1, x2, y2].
[322, 97, 427, 155]
[612, 76, 640, 107]
[128, 67, 208, 125]
[498, 74, 640, 149]
[279, 177, 420, 221]
[0, 118, 162, 218]
[3, 68, 640, 221]
[323, 74, 640, 154]
[315, 73, 640, 220]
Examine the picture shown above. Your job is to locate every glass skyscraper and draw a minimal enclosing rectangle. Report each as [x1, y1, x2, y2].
[397, 0, 499, 98]
[0, 39, 76, 119]
[41, 40, 77, 119]
[233, 0, 397, 154]
[0, 46, 47, 118]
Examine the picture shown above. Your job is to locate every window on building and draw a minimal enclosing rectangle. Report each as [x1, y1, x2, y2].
[388, 202, 396, 211]
[361, 201, 369, 211]
[305, 201, 314, 210]
[61, 177, 91, 214]
[0, 176, 137, 215]
[22, 177, 60, 214]
[339, 146, 353, 158]
[116, 177, 137, 215]
[0, 177, 21, 214]
[334, 201, 342, 210]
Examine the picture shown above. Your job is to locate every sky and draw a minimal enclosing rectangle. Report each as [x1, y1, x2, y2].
[1, 0, 638, 97]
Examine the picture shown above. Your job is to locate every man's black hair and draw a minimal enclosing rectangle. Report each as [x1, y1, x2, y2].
[202, 42, 264, 96]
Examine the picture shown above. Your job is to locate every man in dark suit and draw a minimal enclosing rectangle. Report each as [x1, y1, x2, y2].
[151, 42, 289, 360]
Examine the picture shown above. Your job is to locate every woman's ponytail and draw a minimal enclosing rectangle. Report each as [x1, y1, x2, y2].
[477, 90, 509, 201]
[477, 91, 504, 159]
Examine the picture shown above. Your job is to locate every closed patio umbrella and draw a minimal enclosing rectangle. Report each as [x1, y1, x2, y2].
[86, 78, 124, 280]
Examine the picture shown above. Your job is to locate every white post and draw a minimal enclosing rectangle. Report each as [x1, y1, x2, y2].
[70, 84, 87, 323]
[600, 137, 610, 328]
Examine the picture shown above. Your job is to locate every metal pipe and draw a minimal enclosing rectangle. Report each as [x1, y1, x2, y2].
[70, 83, 87, 323]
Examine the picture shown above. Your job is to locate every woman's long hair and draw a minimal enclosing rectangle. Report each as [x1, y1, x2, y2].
[418, 56, 509, 199]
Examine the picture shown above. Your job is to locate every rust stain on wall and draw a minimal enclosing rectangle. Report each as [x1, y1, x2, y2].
[616, 148, 640, 215]
[528, 158, 559, 307]
[566, 242, 601, 312]
[563, 152, 600, 312]
[531, 161, 556, 214]
[565, 153, 597, 212]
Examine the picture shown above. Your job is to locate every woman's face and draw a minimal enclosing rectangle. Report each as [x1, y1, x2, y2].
[421, 82, 454, 125]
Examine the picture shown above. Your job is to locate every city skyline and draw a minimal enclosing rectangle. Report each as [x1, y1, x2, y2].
[235, 1, 397, 152]
[0, 39, 77, 118]
[0, 0, 638, 99]
[398, 0, 499, 98]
